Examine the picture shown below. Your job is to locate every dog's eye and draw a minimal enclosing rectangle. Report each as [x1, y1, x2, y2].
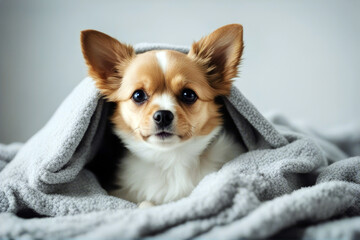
[132, 90, 148, 104]
[181, 89, 197, 104]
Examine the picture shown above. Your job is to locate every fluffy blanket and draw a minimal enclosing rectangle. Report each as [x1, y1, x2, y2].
[1, 44, 360, 239]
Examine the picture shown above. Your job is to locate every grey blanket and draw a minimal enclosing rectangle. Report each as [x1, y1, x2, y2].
[1, 44, 360, 240]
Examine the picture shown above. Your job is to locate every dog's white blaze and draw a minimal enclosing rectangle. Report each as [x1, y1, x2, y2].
[152, 93, 175, 112]
[156, 51, 167, 74]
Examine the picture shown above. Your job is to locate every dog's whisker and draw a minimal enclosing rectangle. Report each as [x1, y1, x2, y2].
[132, 127, 140, 133]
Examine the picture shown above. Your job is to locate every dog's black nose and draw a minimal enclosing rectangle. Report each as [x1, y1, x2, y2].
[153, 110, 174, 128]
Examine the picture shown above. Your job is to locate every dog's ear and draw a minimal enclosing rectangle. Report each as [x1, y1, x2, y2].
[81, 30, 135, 101]
[188, 24, 244, 96]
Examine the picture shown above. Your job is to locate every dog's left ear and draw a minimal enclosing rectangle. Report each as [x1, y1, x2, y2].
[188, 24, 244, 96]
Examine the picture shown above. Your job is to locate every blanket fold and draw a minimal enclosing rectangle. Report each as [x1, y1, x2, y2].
[0, 43, 359, 240]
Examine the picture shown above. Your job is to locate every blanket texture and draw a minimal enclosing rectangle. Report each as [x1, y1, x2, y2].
[1, 43, 360, 240]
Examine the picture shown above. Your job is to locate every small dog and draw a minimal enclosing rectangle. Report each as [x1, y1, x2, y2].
[81, 24, 246, 207]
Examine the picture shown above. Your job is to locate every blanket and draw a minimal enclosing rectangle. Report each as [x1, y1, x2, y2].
[0, 43, 359, 240]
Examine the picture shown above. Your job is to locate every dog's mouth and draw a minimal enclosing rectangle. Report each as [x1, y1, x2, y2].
[155, 131, 174, 139]
[140, 130, 182, 145]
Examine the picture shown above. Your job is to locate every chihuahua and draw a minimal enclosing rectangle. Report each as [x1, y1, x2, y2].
[81, 24, 246, 207]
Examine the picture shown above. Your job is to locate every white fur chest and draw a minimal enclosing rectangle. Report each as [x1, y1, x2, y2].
[110, 127, 244, 205]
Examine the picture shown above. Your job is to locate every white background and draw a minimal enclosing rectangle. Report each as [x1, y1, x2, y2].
[1, 0, 359, 143]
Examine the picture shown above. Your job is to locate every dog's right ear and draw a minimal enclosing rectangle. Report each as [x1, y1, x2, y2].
[81, 30, 135, 101]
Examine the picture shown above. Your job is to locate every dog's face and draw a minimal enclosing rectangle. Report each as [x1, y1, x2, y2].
[81, 24, 243, 148]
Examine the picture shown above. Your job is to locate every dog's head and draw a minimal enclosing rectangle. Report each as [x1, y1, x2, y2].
[81, 24, 243, 149]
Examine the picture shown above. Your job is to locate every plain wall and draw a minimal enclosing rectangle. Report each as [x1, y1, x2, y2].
[1, 0, 360, 143]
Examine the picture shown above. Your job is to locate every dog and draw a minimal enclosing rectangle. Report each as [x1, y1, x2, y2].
[81, 24, 246, 207]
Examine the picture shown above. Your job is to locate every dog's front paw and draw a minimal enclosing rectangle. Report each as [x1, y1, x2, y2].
[138, 201, 155, 208]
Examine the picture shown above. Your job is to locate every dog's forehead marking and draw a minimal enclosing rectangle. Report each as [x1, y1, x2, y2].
[155, 51, 167, 74]
[152, 93, 175, 112]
